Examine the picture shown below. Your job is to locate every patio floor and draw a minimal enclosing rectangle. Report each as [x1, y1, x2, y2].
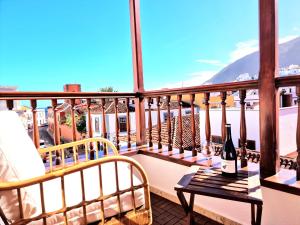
[151, 193, 221, 225]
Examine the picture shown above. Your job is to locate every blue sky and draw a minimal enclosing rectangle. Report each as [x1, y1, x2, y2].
[0, 0, 299, 92]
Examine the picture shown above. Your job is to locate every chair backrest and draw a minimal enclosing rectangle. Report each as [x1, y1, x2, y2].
[0, 111, 45, 222]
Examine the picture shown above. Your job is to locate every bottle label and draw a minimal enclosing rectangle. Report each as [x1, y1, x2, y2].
[221, 160, 236, 173]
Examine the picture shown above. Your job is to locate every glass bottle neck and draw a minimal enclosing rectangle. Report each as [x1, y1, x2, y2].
[225, 126, 232, 141]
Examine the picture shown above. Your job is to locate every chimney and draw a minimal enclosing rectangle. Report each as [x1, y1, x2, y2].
[63, 84, 81, 105]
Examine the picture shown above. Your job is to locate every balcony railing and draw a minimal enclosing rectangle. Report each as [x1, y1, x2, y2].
[1, 75, 300, 195]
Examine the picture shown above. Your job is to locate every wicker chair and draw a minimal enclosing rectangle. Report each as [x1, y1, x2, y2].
[0, 111, 152, 225]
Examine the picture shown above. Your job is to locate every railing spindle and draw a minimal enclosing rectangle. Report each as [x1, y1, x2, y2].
[177, 95, 183, 154]
[156, 96, 162, 149]
[6, 100, 14, 110]
[147, 97, 153, 147]
[239, 90, 248, 168]
[204, 93, 211, 155]
[114, 98, 120, 150]
[70, 99, 77, 142]
[126, 98, 132, 148]
[166, 95, 172, 151]
[101, 98, 107, 139]
[87, 99, 95, 159]
[52, 99, 61, 165]
[70, 99, 78, 161]
[296, 86, 300, 180]
[190, 94, 197, 157]
[221, 92, 227, 142]
[31, 99, 40, 149]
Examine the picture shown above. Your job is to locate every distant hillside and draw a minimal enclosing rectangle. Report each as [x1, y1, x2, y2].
[206, 37, 300, 84]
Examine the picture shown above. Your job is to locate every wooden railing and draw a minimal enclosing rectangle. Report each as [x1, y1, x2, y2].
[1, 76, 300, 181]
[0, 92, 136, 165]
[143, 80, 259, 168]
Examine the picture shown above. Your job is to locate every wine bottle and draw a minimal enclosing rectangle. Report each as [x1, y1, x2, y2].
[221, 124, 237, 177]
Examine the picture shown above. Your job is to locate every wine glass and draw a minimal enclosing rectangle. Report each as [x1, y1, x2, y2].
[201, 140, 214, 167]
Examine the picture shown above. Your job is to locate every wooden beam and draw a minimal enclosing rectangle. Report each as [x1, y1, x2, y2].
[130, 0, 146, 145]
[130, 0, 144, 93]
[259, 0, 279, 179]
[31, 99, 40, 149]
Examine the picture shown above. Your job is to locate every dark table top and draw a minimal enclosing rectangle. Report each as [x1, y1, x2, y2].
[175, 165, 263, 205]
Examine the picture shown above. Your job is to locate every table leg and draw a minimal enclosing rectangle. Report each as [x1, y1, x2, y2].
[187, 193, 195, 225]
[256, 205, 262, 225]
[251, 204, 255, 225]
[177, 191, 189, 214]
[251, 203, 263, 225]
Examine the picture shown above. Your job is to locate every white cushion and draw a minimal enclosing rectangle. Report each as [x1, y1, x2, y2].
[0, 111, 46, 221]
[0, 111, 145, 224]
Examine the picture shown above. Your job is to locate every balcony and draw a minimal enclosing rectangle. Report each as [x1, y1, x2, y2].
[1, 0, 300, 225]
[1, 75, 300, 225]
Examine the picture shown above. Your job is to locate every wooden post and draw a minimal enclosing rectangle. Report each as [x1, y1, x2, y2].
[221, 92, 227, 143]
[101, 99, 107, 138]
[129, 0, 146, 146]
[156, 96, 162, 149]
[126, 98, 132, 148]
[87, 99, 95, 159]
[52, 99, 61, 165]
[31, 99, 40, 149]
[204, 93, 211, 155]
[177, 95, 183, 153]
[6, 100, 14, 110]
[147, 97, 153, 147]
[114, 98, 120, 150]
[166, 95, 172, 151]
[296, 86, 300, 180]
[190, 94, 197, 157]
[259, 0, 279, 178]
[70, 99, 77, 142]
[239, 90, 247, 168]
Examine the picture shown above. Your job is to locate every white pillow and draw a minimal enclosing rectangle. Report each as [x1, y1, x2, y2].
[0, 111, 45, 221]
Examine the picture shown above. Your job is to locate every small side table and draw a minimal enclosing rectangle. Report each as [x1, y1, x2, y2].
[175, 166, 263, 225]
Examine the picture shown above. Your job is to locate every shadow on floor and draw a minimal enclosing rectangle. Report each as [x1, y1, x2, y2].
[151, 193, 221, 225]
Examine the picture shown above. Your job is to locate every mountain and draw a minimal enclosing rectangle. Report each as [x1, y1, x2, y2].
[205, 37, 300, 84]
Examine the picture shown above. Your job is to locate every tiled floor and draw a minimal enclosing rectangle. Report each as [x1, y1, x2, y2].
[151, 193, 221, 225]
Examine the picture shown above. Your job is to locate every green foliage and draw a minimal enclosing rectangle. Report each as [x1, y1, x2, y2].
[64, 114, 86, 134]
[76, 115, 87, 134]
[98, 86, 118, 92]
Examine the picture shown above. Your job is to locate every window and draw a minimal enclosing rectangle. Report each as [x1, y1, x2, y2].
[119, 116, 127, 132]
[95, 117, 100, 133]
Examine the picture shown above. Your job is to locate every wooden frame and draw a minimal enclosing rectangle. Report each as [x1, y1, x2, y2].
[0, 138, 152, 225]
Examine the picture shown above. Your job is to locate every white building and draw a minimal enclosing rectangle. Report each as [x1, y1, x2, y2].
[199, 106, 298, 156]
[36, 108, 47, 126]
[86, 100, 196, 142]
